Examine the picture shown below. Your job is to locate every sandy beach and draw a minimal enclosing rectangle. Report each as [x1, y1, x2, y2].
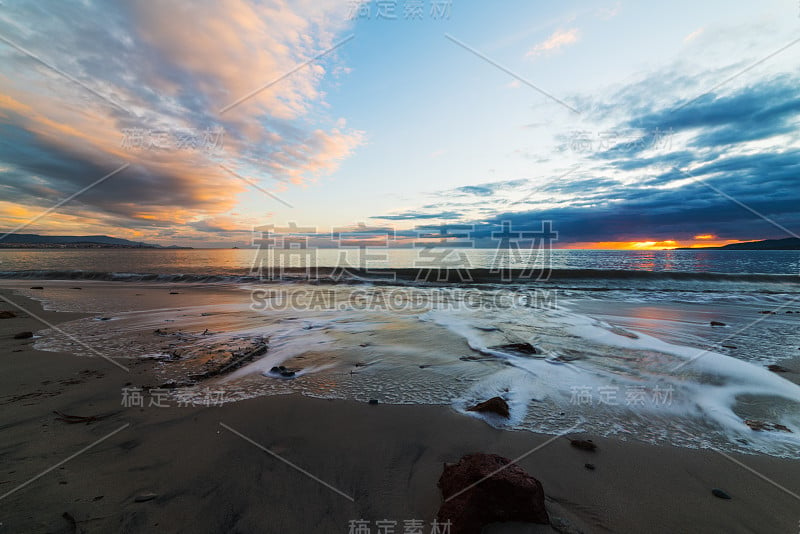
[3, 0, 800, 530]
[0, 284, 798, 533]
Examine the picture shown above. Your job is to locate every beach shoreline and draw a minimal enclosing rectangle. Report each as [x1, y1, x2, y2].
[1, 284, 799, 533]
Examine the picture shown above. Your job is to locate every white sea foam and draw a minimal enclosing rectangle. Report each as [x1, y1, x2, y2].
[15, 280, 800, 458]
[424, 303, 800, 456]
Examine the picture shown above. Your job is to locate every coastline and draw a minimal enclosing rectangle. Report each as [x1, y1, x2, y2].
[1, 285, 799, 533]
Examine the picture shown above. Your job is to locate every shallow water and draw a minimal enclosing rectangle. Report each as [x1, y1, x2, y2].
[6, 279, 799, 459]
[1, 248, 799, 276]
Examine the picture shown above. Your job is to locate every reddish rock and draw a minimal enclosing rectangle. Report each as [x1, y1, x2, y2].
[467, 397, 510, 418]
[437, 453, 549, 533]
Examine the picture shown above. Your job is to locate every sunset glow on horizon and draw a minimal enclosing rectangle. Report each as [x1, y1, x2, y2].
[557, 237, 749, 250]
[1, 1, 797, 248]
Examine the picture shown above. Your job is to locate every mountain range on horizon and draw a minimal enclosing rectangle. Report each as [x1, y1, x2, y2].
[0, 233, 190, 248]
[1, 233, 799, 251]
[677, 237, 800, 250]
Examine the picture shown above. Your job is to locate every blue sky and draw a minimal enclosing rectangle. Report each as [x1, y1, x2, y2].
[0, 0, 798, 247]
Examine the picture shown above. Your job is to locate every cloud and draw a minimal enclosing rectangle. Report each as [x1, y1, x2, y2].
[596, 2, 621, 20]
[0, 0, 361, 240]
[624, 74, 799, 148]
[188, 216, 248, 233]
[372, 211, 463, 221]
[368, 68, 800, 244]
[456, 179, 530, 197]
[526, 28, 580, 58]
[684, 27, 705, 43]
[457, 186, 493, 197]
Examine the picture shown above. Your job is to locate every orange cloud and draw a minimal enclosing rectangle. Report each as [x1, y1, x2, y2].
[0, 0, 362, 240]
[527, 28, 580, 58]
[129, 0, 350, 122]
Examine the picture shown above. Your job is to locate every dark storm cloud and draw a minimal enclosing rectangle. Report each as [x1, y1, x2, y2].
[484, 146, 800, 242]
[510, 74, 800, 241]
[0, 118, 232, 226]
[596, 74, 800, 163]
[373, 73, 800, 244]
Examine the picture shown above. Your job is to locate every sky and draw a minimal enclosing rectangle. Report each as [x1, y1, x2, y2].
[0, 0, 798, 249]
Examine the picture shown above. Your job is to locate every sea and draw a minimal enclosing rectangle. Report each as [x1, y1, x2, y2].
[1, 248, 799, 458]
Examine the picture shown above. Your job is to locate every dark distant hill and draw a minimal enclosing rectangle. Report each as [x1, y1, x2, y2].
[0, 234, 192, 249]
[678, 237, 800, 250]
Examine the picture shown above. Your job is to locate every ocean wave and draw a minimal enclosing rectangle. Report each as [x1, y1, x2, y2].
[1, 267, 798, 286]
[30, 290, 800, 458]
[0, 270, 262, 284]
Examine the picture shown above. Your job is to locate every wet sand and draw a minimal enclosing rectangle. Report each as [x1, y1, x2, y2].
[1, 286, 799, 533]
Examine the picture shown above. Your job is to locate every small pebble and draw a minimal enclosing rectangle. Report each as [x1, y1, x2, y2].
[711, 488, 732, 500]
[368, 399, 379, 405]
[134, 493, 158, 503]
[584, 463, 595, 470]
